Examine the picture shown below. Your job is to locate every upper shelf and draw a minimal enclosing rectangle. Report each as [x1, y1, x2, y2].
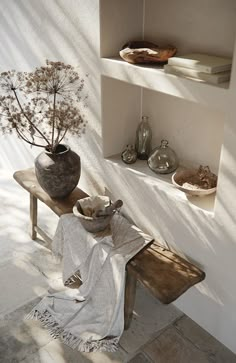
[101, 57, 229, 112]
[100, 0, 236, 111]
[100, 0, 236, 60]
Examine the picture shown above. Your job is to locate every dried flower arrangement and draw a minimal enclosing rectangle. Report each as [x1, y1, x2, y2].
[0, 60, 88, 153]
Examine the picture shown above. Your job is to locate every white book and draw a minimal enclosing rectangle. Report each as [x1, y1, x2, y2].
[168, 53, 232, 74]
[164, 64, 231, 84]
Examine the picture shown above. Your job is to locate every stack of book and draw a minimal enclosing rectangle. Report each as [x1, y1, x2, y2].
[164, 53, 232, 85]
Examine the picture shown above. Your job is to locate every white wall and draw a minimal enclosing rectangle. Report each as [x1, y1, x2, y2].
[1, 0, 236, 354]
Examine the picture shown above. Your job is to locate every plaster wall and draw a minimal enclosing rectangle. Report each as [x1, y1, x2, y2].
[0, 0, 236, 354]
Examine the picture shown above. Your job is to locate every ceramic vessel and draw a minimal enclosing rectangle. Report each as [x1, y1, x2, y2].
[172, 168, 217, 196]
[73, 199, 114, 233]
[35, 144, 81, 199]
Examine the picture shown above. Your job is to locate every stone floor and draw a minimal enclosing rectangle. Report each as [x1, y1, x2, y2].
[1, 170, 236, 363]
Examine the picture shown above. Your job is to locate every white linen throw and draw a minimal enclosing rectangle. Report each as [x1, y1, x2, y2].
[27, 213, 153, 352]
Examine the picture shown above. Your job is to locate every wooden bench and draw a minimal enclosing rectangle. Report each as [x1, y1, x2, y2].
[13, 168, 205, 329]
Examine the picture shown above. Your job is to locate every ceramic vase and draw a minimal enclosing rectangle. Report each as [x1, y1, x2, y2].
[34, 144, 81, 199]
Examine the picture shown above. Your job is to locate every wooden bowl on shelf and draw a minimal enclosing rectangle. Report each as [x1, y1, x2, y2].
[172, 168, 217, 197]
[119, 41, 177, 64]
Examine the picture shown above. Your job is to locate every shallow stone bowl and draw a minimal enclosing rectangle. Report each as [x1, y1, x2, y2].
[172, 169, 217, 197]
[73, 199, 114, 233]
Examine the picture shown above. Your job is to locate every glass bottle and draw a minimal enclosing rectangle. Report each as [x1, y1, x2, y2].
[121, 144, 137, 164]
[148, 139, 179, 174]
[135, 116, 152, 160]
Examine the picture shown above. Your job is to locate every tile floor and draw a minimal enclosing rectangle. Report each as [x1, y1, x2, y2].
[0, 170, 236, 363]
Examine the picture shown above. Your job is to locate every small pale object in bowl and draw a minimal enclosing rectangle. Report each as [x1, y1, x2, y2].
[73, 196, 123, 233]
[172, 166, 217, 197]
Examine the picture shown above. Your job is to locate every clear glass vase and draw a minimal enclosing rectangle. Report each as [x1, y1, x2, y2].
[148, 139, 179, 174]
[135, 116, 152, 160]
[121, 144, 137, 164]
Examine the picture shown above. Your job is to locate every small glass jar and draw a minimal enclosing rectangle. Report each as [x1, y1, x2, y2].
[148, 139, 179, 174]
[135, 116, 152, 160]
[121, 144, 137, 164]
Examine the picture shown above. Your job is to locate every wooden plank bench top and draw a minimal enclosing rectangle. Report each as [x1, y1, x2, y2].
[128, 242, 205, 304]
[13, 168, 205, 329]
[13, 168, 88, 216]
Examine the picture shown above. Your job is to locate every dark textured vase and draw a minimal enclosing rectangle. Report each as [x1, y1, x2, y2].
[34, 144, 81, 199]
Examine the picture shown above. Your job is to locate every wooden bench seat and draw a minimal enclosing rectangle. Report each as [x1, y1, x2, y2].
[13, 168, 205, 329]
[125, 242, 205, 327]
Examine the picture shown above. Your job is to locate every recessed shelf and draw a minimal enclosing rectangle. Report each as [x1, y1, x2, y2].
[105, 155, 215, 215]
[100, 0, 236, 111]
[100, 0, 230, 219]
[101, 76, 224, 172]
[100, 0, 236, 62]
[101, 57, 229, 112]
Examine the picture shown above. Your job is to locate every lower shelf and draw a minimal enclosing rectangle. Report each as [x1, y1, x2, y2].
[105, 155, 215, 215]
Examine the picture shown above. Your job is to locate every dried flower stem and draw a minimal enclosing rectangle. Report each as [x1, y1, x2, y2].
[15, 125, 45, 148]
[12, 88, 50, 146]
[58, 127, 69, 144]
[51, 90, 56, 150]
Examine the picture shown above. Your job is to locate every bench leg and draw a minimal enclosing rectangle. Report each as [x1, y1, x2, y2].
[124, 269, 137, 330]
[30, 194, 38, 240]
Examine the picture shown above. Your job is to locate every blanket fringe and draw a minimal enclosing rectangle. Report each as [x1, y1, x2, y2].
[26, 308, 119, 353]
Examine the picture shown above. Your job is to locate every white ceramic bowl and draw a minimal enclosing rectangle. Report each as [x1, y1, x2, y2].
[172, 169, 217, 197]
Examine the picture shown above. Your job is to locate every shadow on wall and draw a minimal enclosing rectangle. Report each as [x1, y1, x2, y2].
[0, 134, 38, 171]
[0, 0, 99, 70]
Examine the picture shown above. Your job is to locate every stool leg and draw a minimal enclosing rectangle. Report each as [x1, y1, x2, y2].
[124, 269, 137, 330]
[30, 194, 38, 240]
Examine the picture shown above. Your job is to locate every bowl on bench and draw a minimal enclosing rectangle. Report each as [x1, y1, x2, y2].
[73, 200, 113, 233]
[73, 196, 123, 233]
